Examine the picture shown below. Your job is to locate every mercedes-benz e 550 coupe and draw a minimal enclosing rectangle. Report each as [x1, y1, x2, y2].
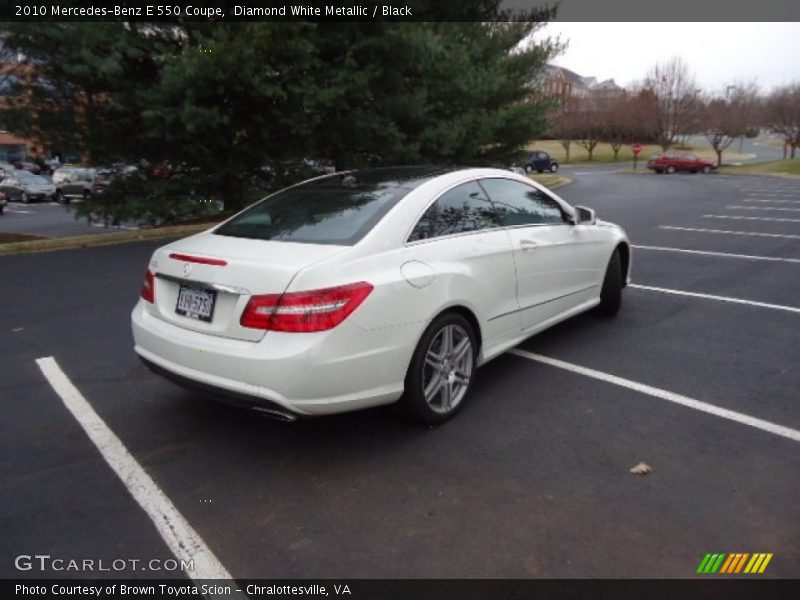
[132, 167, 631, 424]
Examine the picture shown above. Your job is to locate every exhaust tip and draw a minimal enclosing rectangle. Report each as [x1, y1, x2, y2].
[251, 406, 299, 422]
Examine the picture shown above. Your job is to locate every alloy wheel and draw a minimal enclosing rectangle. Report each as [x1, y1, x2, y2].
[422, 324, 474, 414]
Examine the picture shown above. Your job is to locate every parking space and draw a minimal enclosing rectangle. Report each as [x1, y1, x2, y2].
[2, 171, 799, 580]
[0, 200, 139, 238]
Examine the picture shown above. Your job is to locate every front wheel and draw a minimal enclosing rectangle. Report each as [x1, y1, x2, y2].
[524, 164, 533, 174]
[549, 163, 559, 173]
[594, 249, 623, 317]
[21, 192, 29, 204]
[666, 165, 676, 174]
[702, 165, 712, 174]
[399, 313, 477, 425]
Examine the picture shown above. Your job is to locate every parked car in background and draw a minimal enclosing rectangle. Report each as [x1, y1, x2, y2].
[0, 191, 7, 214]
[14, 160, 42, 175]
[0, 161, 16, 177]
[524, 150, 559, 174]
[53, 167, 98, 203]
[132, 166, 630, 424]
[647, 152, 716, 174]
[0, 171, 55, 203]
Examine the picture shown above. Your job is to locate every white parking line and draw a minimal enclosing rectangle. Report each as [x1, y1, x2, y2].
[659, 225, 800, 240]
[509, 349, 800, 443]
[35, 357, 233, 582]
[629, 283, 800, 314]
[742, 198, 800, 204]
[729, 205, 800, 212]
[704, 214, 800, 223]
[631, 245, 800, 264]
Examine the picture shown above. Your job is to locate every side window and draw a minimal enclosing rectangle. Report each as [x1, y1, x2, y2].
[408, 181, 500, 242]
[480, 178, 566, 227]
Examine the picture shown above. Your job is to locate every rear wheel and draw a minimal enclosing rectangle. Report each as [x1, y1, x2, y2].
[702, 165, 712, 174]
[594, 249, 623, 317]
[399, 313, 477, 425]
[549, 163, 559, 173]
[666, 165, 676, 174]
[21, 192, 29, 204]
[524, 164, 534, 174]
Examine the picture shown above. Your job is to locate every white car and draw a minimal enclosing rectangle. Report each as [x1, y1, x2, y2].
[132, 167, 631, 424]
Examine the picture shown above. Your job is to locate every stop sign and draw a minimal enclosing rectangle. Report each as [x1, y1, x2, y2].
[633, 143, 642, 154]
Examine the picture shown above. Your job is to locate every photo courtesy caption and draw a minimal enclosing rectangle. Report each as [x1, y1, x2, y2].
[16, 584, 234, 596]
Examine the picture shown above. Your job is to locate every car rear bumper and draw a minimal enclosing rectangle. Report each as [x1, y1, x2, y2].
[131, 300, 418, 416]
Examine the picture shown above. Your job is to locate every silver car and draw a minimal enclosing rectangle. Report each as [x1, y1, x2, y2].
[0, 171, 55, 203]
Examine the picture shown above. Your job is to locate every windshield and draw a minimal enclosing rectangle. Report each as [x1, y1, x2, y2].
[214, 169, 440, 245]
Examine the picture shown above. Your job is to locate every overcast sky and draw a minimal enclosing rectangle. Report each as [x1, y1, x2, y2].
[536, 22, 800, 92]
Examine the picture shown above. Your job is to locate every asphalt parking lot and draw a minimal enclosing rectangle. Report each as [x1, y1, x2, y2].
[1, 200, 138, 238]
[1, 170, 798, 581]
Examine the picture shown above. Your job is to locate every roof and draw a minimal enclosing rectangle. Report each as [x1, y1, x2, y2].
[315, 166, 466, 189]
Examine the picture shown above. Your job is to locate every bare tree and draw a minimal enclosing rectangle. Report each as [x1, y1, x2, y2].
[548, 95, 579, 163]
[597, 92, 633, 161]
[642, 57, 700, 151]
[574, 95, 604, 161]
[701, 83, 760, 167]
[765, 83, 800, 159]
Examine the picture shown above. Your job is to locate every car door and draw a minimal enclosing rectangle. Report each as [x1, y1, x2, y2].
[0, 177, 20, 201]
[406, 180, 521, 344]
[64, 170, 84, 197]
[479, 177, 606, 331]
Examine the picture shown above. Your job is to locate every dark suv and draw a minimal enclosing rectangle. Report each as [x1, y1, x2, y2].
[525, 150, 559, 174]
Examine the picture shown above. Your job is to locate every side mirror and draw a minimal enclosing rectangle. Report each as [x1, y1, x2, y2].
[575, 205, 596, 225]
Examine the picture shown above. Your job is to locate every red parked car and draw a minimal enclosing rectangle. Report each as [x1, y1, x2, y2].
[647, 151, 716, 174]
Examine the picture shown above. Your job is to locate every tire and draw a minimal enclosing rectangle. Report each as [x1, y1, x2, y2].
[399, 312, 478, 425]
[594, 249, 623, 317]
[55, 190, 65, 204]
[524, 164, 533, 174]
[21, 192, 29, 204]
[666, 165, 676, 174]
[702, 165, 712, 174]
[549, 163, 559, 173]
[83, 190, 91, 201]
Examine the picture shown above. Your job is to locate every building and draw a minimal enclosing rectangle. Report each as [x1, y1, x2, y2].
[538, 64, 622, 100]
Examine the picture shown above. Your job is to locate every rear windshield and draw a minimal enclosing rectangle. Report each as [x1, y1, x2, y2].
[214, 173, 417, 245]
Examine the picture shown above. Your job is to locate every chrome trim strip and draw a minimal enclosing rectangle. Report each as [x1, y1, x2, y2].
[487, 284, 599, 322]
[155, 272, 251, 296]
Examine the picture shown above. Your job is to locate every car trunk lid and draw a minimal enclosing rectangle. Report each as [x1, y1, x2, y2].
[147, 231, 348, 341]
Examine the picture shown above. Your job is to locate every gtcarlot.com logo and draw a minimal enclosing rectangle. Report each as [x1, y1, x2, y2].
[14, 554, 194, 573]
[697, 552, 773, 574]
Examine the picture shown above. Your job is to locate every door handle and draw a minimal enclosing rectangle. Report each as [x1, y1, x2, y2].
[520, 239, 539, 251]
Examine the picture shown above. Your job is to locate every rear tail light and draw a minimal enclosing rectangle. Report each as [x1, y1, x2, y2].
[140, 269, 155, 303]
[240, 282, 373, 332]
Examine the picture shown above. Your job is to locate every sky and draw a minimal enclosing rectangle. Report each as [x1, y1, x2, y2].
[535, 22, 800, 92]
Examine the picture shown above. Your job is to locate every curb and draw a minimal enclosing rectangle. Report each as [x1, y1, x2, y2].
[0, 223, 214, 257]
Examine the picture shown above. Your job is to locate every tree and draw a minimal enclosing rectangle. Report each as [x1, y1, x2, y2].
[547, 95, 580, 163]
[573, 95, 604, 161]
[0, 11, 561, 223]
[642, 57, 700, 151]
[765, 83, 800, 159]
[597, 92, 633, 161]
[701, 83, 759, 167]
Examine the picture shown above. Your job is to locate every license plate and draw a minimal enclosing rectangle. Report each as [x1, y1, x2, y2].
[175, 285, 217, 322]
